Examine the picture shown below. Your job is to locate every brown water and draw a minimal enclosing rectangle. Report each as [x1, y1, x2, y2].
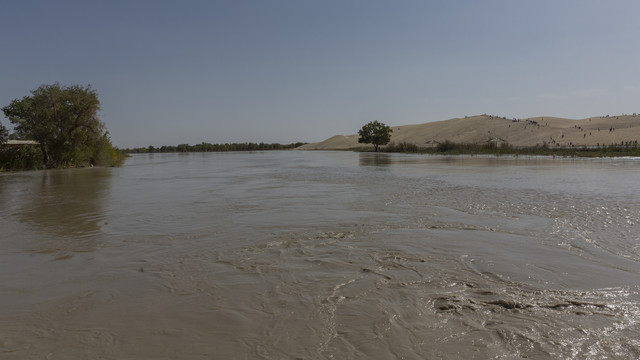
[1, 151, 640, 359]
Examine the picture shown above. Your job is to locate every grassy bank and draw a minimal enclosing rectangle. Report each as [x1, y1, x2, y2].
[379, 141, 640, 157]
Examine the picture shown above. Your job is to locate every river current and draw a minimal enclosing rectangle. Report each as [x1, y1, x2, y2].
[1, 151, 640, 359]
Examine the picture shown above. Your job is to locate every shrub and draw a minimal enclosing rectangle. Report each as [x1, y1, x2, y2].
[0, 145, 43, 171]
[385, 141, 419, 153]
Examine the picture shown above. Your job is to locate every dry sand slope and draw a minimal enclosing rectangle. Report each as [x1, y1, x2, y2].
[299, 114, 640, 150]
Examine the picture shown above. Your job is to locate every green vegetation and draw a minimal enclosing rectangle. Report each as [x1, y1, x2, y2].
[358, 121, 393, 152]
[0, 144, 43, 171]
[385, 141, 419, 153]
[382, 141, 640, 157]
[1, 83, 125, 170]
[125, 142, 307, 153]
[0, 123, 7, 144]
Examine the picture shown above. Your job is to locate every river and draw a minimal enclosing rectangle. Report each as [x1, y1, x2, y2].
[1, 151, 639, 359]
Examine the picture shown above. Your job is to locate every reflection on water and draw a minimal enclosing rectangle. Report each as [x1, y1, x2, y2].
[1, 168, 112, 252]
[1, 152, 640, 359]
[358, 152, 392, 166]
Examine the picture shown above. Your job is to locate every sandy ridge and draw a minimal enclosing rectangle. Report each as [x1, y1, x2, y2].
[299, 114, 640, 150]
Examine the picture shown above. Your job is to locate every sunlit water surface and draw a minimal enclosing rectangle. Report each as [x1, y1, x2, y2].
[1, 151, 640, 359]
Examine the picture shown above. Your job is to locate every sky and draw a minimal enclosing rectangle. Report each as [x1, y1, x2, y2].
[2, 0, 640, 148]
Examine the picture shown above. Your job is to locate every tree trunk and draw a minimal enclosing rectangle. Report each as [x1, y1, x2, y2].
[40, 144, 50, 168]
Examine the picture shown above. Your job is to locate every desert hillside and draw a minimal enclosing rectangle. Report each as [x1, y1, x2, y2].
[298, 114, 640, 150]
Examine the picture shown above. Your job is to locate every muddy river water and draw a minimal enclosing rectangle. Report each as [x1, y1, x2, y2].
[1, 151, 640, 359]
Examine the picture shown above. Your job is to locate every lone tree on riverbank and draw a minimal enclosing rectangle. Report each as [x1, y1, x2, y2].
[358, 120, 393, 152]
[2, 83, 123, 168]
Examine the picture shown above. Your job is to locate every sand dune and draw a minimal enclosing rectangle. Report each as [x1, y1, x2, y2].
[299, 114, 640, 150]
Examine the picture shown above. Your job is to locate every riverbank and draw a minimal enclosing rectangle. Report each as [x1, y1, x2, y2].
[0, 144, 126, 171]
[380, 141, 640, 158]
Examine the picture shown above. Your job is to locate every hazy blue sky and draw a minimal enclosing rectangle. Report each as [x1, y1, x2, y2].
[2, 0, 640, 148]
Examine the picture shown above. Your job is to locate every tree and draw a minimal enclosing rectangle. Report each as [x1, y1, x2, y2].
[0, 122, 7, 144]
[2, 83, 109, 168]
[358, 120, 393, 152]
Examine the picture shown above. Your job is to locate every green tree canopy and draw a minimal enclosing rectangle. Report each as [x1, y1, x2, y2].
[1, 83, 117, 168]
[0, 122, 7, 144]
[358, 120, 393, 152]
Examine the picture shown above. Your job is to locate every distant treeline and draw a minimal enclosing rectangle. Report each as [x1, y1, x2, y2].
[380, 141, 640, 157]
[125, 142, 307, 153]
